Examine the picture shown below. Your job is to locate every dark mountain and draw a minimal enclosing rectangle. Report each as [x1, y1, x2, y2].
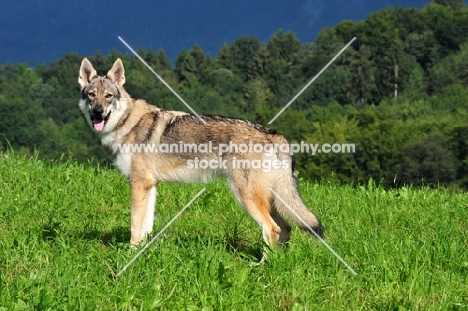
[0, 0, 429, 66]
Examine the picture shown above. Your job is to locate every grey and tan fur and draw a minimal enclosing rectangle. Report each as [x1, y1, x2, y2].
[78, 58, 323, 250]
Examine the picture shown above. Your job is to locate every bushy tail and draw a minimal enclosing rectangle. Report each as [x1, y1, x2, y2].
[271, 171, 323, 238]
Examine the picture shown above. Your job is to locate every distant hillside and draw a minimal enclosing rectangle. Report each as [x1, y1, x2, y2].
[1, 1, 468, 188]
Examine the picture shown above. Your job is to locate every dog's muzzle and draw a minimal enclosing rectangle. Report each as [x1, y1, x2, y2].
[90, 104, 111, 132]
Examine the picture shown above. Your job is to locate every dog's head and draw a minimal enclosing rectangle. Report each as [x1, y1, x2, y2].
[78, 58, 126, 133]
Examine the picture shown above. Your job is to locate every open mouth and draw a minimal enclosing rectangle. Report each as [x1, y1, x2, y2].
[92, 112, 111, 132]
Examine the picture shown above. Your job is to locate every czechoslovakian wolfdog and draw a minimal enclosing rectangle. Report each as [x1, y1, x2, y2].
[78, 58, 323, 252]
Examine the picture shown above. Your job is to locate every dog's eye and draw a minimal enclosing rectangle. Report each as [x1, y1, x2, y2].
[105, 94, 113, 99]
[88, 92, 95, 97]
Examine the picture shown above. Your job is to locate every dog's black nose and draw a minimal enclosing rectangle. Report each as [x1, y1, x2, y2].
[92, 104, 104, 115]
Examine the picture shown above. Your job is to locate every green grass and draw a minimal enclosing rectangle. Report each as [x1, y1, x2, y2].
[0, 153, 467, 310]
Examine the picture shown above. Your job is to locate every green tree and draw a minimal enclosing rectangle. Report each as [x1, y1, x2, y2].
[216, 42, 233, 70]
[0, 97, 44, 149]
[428, 42, 468, 93]
[296, 68, 351, 107]
[404, 31, 439, 71]
[262, 31, 305, 106]
[398, 133, 458, 186]
[423, 3, 468, 56]
[346, 45, 376, 105]
[229, 36, 261, 81]
[175, 48, 197, 87]
[156, 48, 172, 71]
[449, 127, 468, 188]
[189, 44, 213, 84]
[249, 45, 269, 80]
[244, 78, 273, 111]
[266, 30, 301, 62]
[334, 20, 362, 43]
[0, 63, 42, 99]
[432, 0, 466, 10]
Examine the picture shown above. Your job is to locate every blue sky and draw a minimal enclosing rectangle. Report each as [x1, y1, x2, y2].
[0, 0, 430, 66]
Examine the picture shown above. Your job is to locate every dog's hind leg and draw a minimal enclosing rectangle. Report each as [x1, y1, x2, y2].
[130, 178, 156, 245]
[229, 179, 281, 248]
[270, 208, 292, 245]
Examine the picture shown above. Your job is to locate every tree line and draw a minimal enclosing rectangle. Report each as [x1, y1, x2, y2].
[1, 0, 468, 188]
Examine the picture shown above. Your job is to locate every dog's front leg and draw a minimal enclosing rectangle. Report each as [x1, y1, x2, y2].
[130, 178, 156, 245]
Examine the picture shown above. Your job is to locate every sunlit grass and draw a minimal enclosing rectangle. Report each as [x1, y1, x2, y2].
[0, 154, 467, 310]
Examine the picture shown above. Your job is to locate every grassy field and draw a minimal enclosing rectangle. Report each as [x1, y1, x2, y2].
[0, 153, 467, 310]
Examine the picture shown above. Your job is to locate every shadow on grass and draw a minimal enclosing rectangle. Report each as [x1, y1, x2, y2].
[41, 222, 263, 261]
[223, 236, 264, 261]
[41, 223, 129, 246]
[172, 232, 264, 262]
[72, 226, 130, 245]
[41, 221, 61, 242]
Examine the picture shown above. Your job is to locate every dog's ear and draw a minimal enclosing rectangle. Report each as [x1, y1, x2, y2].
[78, 58, 98, 88]
[107, 58, 126, 86]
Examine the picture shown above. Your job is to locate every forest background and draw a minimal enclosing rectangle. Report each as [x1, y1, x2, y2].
[1, 0, 468, 189]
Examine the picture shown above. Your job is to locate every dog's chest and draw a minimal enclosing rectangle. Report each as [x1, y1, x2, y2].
[114, 152, 132, 178]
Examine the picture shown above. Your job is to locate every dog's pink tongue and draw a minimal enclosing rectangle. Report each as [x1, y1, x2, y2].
[93, 120, 105, 131]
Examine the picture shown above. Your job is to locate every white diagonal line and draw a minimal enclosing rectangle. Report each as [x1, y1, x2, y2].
[118, 36, 206, 125]
[268, 37, 356, 124]
[116, 188, 206, 277]
[269, 188, 357, 275]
